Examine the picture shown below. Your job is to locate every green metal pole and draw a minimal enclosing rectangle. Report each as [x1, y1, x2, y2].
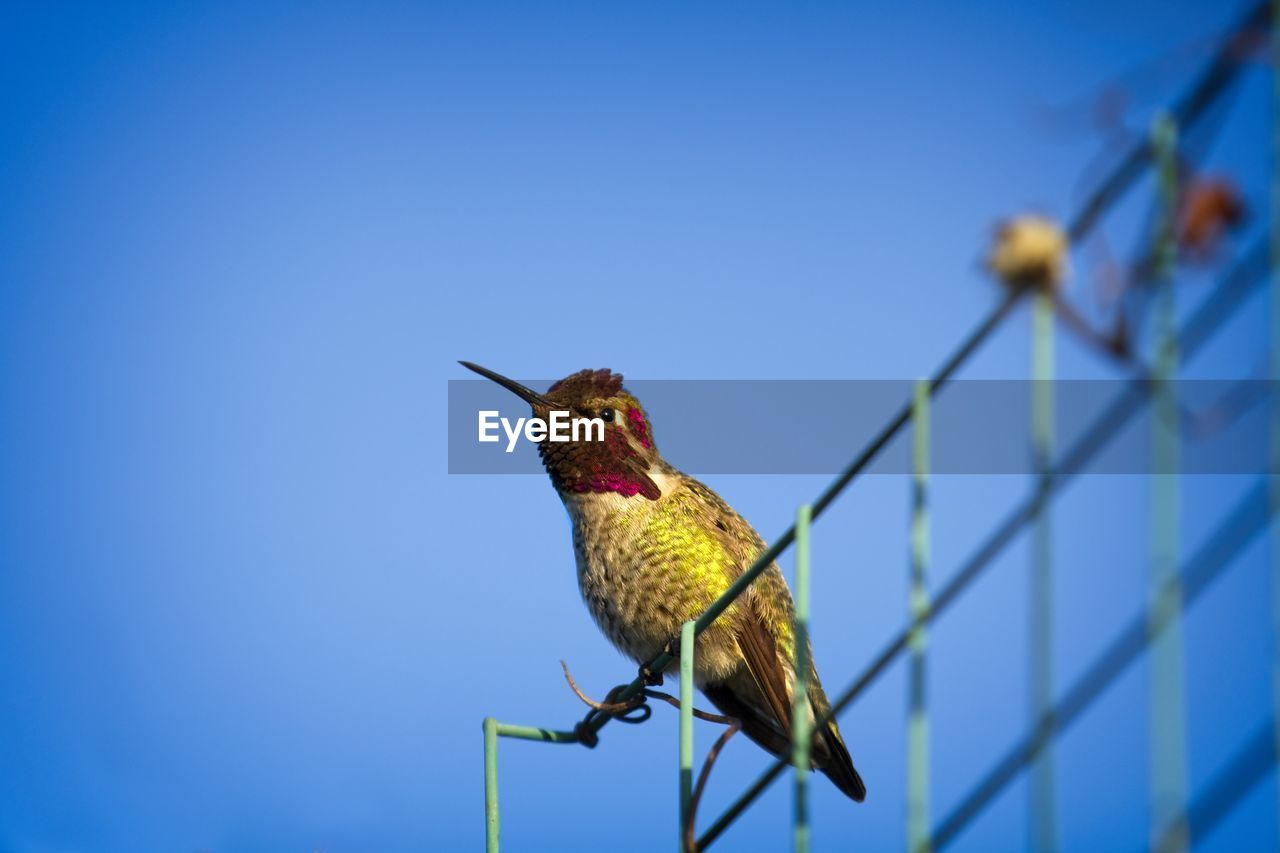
[792, 504, 813, 853]
[1148, 112, 1190, 853]
[1030, 287, 1058, 853]
[908, 380, 932, 853]
[1270, 0, 1280, 839]
[491, 723, 579, 744]
[679, 620, 695, 852]
[484, 717, 500, 853]
[482, 719, 579, 852]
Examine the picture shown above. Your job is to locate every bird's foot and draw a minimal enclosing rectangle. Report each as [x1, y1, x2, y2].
[639, 662, 664, 687]
[639, 638, 683, 686]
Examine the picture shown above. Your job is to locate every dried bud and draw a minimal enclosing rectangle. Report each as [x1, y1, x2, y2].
[986, 215, 1070, 291]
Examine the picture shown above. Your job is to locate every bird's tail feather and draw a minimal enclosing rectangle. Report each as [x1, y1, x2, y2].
[816, 722, 866, 803]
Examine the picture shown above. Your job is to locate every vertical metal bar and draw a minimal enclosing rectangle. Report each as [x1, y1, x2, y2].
[908, 380, 932, 853]
[679, 620, 696, 852]
[484, 717, 500, 853]
[792, 504, 813, 853]
[1029, 287, 1058, 853]
[1148, 112, 1190, 853]
[1270, 0, 1280, 836]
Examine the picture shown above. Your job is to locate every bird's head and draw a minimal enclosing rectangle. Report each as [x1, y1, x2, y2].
[460, 361, 662, 500]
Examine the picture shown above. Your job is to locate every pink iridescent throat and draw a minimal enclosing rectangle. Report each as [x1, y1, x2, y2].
[569, 474, 651, 498]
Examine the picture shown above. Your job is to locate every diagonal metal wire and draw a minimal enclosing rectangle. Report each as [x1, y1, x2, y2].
[1149, 716, 1278, 852]
[697, 239, 1270, 851]
[933, 478, 1273, 849]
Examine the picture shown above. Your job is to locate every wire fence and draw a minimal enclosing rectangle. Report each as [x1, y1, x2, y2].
[479, 3, 1276, 850]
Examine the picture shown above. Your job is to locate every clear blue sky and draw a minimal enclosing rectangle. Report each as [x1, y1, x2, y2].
[0, 1, 1272, 851]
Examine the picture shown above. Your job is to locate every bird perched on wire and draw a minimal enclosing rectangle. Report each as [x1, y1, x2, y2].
[460, 361, 866, 803]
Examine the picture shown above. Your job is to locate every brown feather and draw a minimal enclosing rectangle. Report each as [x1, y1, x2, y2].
[701, 684, 793, 758]
[735, 606, 795, 739]
[734, 604, 867, 802]
[816, 722, 866, 802]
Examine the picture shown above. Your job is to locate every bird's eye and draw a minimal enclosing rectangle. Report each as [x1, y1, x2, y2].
[600, 407, 615, 422]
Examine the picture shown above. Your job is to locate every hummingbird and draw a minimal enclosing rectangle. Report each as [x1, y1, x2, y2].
[461, 361, 866, 802]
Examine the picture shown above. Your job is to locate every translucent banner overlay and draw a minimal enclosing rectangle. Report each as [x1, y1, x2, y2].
[447, 379, 1274, 475]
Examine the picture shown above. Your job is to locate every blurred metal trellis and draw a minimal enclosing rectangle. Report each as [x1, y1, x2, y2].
[1029, 280, 1058, 853]
[679, 619, 695, 851]
[697, 239, 1271, 852]
[1271, 0, 1280, 838]
[934, 478, 1276, 849]
[1148, 113, 1190, 853]
[907, 380, 931, 853]
[792, 505, 813, 853]
[477, 6, 1273, 851]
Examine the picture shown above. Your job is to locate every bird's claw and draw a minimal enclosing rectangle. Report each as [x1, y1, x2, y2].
[640, 638, 682, 686]
[639, 663, 664, 687]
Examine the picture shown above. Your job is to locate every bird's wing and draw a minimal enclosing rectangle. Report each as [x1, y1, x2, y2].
[735, 603, 794, 738]
[681, 474, 867, 802]
[678, 474, 798, 737]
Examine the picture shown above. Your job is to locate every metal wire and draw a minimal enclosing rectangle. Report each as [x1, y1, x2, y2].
[1153, 716, 1277, 851]
[792, 505, 814, 853]
[1146, 112, 1190, 853]
[907, 381, 932, 853]
[1269, 0, 1280, 837]
[1028, 288, 1058, 853]
[679, 620, 696, 851]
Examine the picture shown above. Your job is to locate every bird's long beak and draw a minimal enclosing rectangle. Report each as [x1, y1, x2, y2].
[458, 361, 551, 408]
